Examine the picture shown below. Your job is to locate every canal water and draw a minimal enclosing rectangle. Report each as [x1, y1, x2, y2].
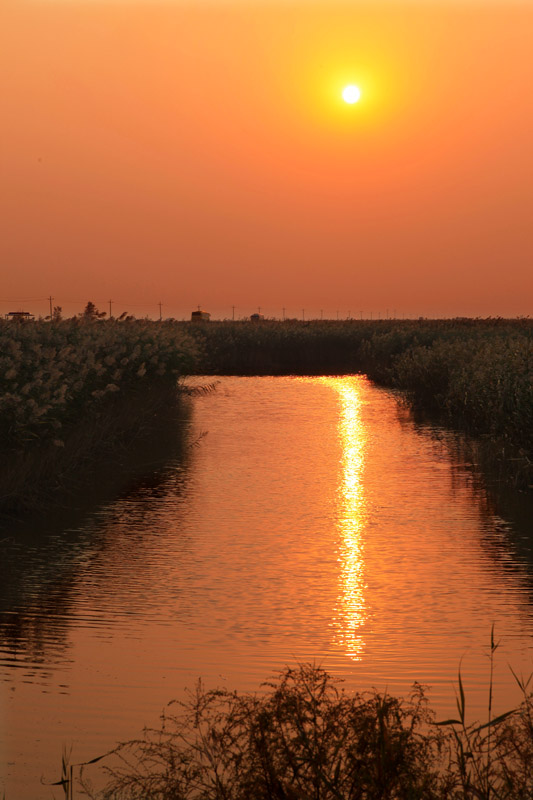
[2, 375, 533, 798]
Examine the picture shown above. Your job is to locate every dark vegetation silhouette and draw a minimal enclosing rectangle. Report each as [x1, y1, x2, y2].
[68, 660, 533, 799]
[80, 301, 107, 320]
[0, 317, 198, 513]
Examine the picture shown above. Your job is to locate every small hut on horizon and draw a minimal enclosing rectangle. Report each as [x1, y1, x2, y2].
[5, 311, 34, 322]
[191, 307, 211, 322]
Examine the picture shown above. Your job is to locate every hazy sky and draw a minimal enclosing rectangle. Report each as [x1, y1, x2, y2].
[1, 0, 532, 319]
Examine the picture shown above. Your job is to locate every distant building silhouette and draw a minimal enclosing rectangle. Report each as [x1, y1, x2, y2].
[191, 309, 211, 322]
[250, 313, 265, 322]
[5, 311, 34, 322]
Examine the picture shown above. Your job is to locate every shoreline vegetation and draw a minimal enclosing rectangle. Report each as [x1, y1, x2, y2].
[0, 317, 198, 514]
[67, 661, 533, 799]
[1, 315, 532, 514]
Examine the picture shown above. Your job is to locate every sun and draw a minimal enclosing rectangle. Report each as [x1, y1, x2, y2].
[342, 85, 361, 104]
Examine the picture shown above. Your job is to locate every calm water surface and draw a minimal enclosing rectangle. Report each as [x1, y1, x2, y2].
[2, 376, 533, 797]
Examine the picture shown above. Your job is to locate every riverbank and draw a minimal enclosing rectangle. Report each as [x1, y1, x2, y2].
[189, 318, 533, 489]
[1, 317, 531, 514]
[0, 318, 199, 514]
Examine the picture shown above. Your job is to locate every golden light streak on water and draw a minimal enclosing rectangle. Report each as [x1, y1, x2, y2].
[319, 377, 368, 660]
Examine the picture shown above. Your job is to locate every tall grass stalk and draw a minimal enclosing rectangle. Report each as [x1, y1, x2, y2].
[44, 746, 113, 800]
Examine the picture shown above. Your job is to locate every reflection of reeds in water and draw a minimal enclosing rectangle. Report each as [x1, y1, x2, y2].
[319, 377, 368, 660]
[0, 398, 194, 673]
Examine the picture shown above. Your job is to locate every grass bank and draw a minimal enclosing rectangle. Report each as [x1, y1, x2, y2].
[0, 318, 199, 514]
[188, 318, 533, 488]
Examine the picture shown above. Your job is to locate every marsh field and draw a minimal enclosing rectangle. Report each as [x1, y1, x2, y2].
[2, 317, 533, 798]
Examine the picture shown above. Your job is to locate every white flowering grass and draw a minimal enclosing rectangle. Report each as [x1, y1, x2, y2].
[0, 319, 199, 449]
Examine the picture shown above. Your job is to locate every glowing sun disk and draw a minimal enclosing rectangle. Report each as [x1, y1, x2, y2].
[342, 85, 361, 104]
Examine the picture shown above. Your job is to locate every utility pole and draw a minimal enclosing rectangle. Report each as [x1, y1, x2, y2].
[232, 305, 235, 321]
[302, 308, 305, 321]
[158, 301, 163, 321]
[109, 299, 112, 318]
[282, 307, 285, 321]
[48, 295, 53, 319]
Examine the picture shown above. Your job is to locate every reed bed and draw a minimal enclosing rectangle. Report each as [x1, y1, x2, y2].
[0, 318, 199, 512]
[0, 318, 198, 450]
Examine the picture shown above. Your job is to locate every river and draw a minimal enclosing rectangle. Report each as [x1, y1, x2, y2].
[2, 375, 533, 797]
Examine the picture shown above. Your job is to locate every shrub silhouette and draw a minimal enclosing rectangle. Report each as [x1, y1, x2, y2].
[81, 664, 533, 799]
[83, 665, 449, 799]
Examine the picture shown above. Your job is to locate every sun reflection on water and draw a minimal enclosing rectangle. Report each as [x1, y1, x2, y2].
[319, 376, 368, 660]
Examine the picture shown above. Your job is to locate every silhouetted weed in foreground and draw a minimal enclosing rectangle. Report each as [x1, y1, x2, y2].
[73, 660, 533, 800]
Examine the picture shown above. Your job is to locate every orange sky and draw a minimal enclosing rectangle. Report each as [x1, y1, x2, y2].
[1, 1, 532, 320]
